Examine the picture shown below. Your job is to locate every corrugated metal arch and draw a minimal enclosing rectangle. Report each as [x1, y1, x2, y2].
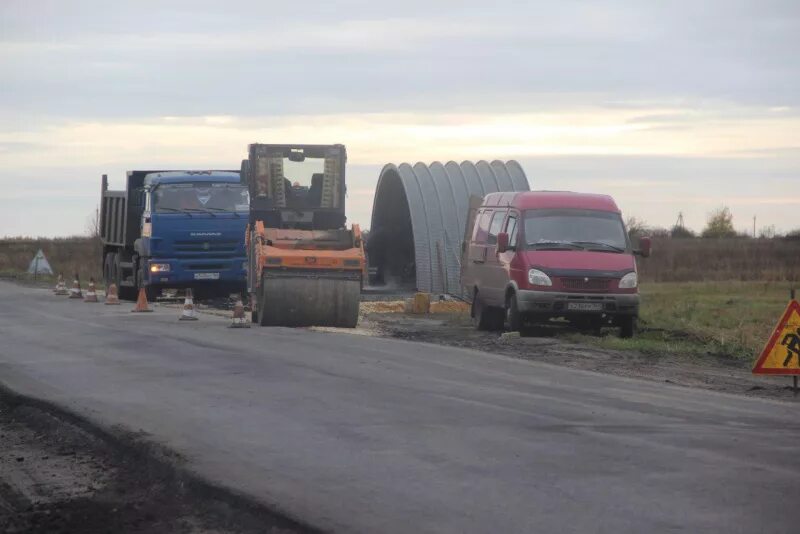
[370, 160, 530, 294]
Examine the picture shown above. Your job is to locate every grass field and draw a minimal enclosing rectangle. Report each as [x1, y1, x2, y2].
[638, 237, 800, 282]
[0, 237, 102, 283]
[570, 281, 798, 363]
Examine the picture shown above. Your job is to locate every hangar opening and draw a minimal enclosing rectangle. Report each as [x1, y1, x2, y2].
[366, 168, 416, 291]
[368, 160, 530, 295]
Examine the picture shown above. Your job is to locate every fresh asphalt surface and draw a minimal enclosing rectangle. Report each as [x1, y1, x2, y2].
[1, 282, 798, 534]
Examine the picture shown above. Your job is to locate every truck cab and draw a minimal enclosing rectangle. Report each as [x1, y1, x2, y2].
[101, 170, 249, 300]
[461, 191, 651, 337]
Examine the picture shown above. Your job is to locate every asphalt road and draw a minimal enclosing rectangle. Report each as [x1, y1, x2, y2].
[1, 281, 799, 534]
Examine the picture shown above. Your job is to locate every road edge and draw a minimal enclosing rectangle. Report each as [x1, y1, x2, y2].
[0, 381, 326, 534]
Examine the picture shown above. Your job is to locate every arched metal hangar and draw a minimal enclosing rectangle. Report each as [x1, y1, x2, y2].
[368, 160, 530, 295]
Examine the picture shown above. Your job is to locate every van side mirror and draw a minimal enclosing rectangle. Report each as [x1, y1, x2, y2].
[497, 232, 509, 253]
[636, 236, 652, 258]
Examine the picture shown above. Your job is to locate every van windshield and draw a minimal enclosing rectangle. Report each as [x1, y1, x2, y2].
[524, 209, 628, 251]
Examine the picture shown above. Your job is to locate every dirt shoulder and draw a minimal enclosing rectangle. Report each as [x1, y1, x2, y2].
[0, 388, 317, 534]
[353, 307, 798, 401]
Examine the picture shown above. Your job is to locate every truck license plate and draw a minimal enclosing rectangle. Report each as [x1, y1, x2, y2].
[194, 272, 220, 280]
[567, 302, 603, 312]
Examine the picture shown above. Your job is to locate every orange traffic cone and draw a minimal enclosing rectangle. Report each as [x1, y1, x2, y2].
[68, 275, 83, 299]
[179, 289, 198, 321]
[54, 274, 69, 295]
[229, 295, 250, 328]
[131, 287, 153, 313]
[105, 283, 120, 305]
[84, 278, 99, 303]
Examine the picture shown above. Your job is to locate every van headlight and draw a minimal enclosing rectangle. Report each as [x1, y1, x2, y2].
[528, 269, 552, 287]
[149, 263, 170, 273]
[619, 272, 638, 289]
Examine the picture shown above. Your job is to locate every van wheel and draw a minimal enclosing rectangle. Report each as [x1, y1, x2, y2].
[619, 316, 637, 338]
[505, 293, 522, 332]
[472, 293, 504, 331]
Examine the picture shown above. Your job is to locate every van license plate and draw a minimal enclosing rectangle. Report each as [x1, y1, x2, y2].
[567, 302, 603, 312]
[194, 273, 220, 280]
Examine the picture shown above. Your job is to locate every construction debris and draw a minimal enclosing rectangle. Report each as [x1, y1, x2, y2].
[498, 331, 521, 343]
[367, 298, 469, 315]
[430, 300, 470, 314]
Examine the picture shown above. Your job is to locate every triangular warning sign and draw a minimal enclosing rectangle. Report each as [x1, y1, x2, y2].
[753, 300, 800, 375]
[27, 249, 53, 275]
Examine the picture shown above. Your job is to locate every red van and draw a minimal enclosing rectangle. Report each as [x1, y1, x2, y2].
[462, 191, 650, 337]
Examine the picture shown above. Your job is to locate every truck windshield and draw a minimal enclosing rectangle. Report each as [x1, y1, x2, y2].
[524, 209, 628, 251]
[153, 183, 249, 213]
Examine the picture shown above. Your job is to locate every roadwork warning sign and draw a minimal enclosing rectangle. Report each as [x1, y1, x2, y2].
[753, 300, 800, 375]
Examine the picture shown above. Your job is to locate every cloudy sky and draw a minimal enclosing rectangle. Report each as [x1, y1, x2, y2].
[1, 0, 798, 237]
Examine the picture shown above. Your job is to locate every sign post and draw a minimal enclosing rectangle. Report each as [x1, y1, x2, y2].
[752, 288, 800, 396]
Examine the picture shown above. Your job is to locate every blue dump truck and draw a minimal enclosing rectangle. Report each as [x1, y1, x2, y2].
[100, 170, 249, 300]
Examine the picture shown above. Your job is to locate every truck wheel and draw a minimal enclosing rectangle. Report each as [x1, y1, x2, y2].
[114, 254, 136, 301]
[110, 253, 118, 286]
[147, 286, 159, 301]
[619, 316, 637, 338]
[505, 292, 522, 332]
[103, 253, 114, 288]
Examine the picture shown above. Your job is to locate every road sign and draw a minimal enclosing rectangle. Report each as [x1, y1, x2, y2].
[752, 300, 800, 375]
[27, 249, 53, 275]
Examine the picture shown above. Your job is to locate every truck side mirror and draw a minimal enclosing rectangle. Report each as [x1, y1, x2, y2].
[637, 236, 652, 258]
[497, 232, 509, 253]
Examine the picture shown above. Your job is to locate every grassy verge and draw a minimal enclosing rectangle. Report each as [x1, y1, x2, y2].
[567, 281, 798, 363]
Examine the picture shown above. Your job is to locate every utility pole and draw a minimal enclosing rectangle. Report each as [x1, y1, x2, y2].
[753, 215, 757, 238]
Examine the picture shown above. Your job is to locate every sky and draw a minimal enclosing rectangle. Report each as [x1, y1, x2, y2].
[1, 0, 798, 237]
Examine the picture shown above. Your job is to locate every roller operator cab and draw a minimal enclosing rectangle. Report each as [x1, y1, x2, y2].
[100, 170, 249, 300]
[462, 191, 651, 338]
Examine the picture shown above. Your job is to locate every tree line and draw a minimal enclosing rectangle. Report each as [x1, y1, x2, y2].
[627, 207, 800, 240]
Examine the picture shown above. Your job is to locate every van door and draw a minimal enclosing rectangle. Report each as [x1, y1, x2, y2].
[483, 209, 508, 305]
[497, 210, 519, 299]
[460, 195, 484, 293]
[466, 209, 492, 296]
